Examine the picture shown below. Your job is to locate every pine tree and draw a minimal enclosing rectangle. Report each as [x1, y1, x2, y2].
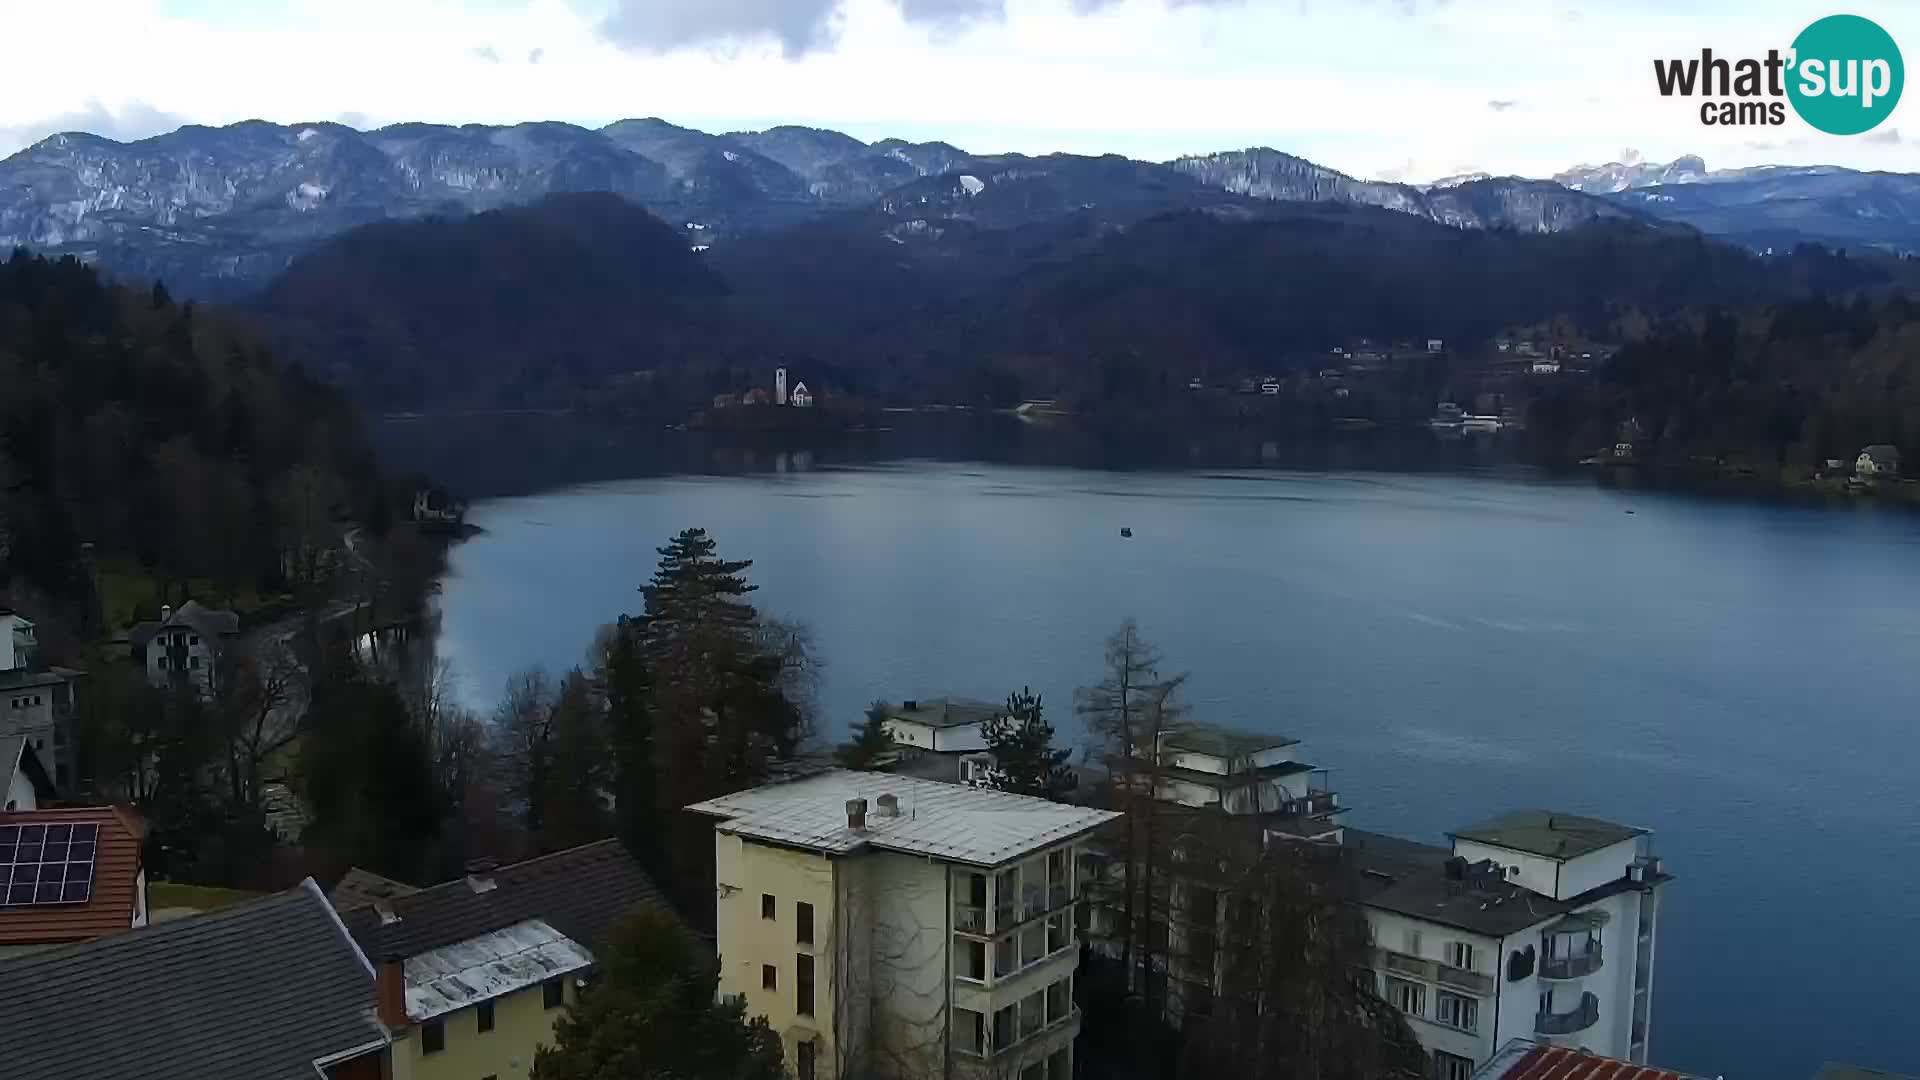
[639, 527, 759, 644]
[980, 687, 1076, 800]
[835, 700, 897, 769]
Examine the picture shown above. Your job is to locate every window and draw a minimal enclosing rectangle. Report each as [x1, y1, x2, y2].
[1022, 921, 1045, 966]
[1433, 1051, 1474, 1080]
[762, 893, 776, 919]
[1435, 991, 1477, 1032]
[1045, 973, 1072, 1023]
[762, 963, 777, 991]
[1021, 1064, 1043, 1080]
[477, 1000, 495, 1032]
[543, 976, 565, 1009]
[956, 1008, 985, 1055]
[1021, 990, 1043, 1037]
[797, 901, 814, 945]
[1048, 1048, 1070, 1080]
[797, 1039, 817, 1080]
[189, 656, 200, 669]
[422, 1019, 445, 1055]
[992, 1004, 1017, 1051]
[961, 939, 986, 981]
[995, 934, 1016, 978]
[1402, 928, 1422, 956]
[796, 953, 815, 1016]
[1384, 976, 1424, 1017]
[1446, 941, 1475, 970]
[1047, 912, 1071, 953]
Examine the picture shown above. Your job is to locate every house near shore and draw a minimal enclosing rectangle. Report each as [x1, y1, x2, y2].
[688, 770, 1119, 1080]
[128, 600, 239, 694]
[1856, 445, 1901, 479]
[878, 696, 1001, 784]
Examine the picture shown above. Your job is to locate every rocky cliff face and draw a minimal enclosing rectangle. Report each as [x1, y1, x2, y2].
[1171, 149, 1631, 232]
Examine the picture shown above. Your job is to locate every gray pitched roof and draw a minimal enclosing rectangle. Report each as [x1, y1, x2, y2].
[0, 878, 386, 1080]
[343, 838, 675, 960]
[0, 735, 57, 804]
[330, 866, 420, 911]
[128, 600, 241, 651]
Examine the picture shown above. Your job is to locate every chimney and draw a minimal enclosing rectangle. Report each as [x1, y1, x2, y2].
[376, 955, 408, 1028]
[160, 604, 172, 624]
[846, 798, 868, 832]
[876, 793, 899, 818]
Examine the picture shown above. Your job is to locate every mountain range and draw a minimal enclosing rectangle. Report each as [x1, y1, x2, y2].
[0, 118, 1731, 298]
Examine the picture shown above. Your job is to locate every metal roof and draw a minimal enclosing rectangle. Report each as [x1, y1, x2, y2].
[1159, 724, 1300, 759]
[1452, 809, 1645, 860]
[1474, 1040, 1705, 1080]
[0, 879, 386, 1080]
[886, 697, 1005, 730]
[688, 769, 1122, 868]
[405, 918, 593, 1022]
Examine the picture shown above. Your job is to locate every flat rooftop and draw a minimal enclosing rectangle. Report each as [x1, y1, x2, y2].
[688, 769, 1121, 868]
[1160, 724, 1299, 759]
[1452, 809, 1645, 860]
[1345, 826, 1672, 938]
[886, 697, 1003, 730]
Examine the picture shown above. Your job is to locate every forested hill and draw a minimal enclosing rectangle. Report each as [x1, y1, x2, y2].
[1530, 294, 1920, 471]
[255, 192, 741, 410]
[0, 249, 385, 643]
[244, 188, 1913, 414]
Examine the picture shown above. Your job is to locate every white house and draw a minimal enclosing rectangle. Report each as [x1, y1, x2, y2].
[129, 601, 240, 694]
[790, 381, 815, 408]
[1530, 360, 1561, 375]
[880, 697, 999, 785]
[1856, 445, 1901, 479]
[1141, 725, 1340, 838]
[0, 610, 83, 789]
[688, 771, 1120, 1080]
[1347, 810, 1670, 1080]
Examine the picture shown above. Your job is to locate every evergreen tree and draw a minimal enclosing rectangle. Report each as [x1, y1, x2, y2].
[535, 670, 614, 853]
[835, 700, 896, 769]
[639, 527, 759, 643]
[980, 687, 1076, 800]
[531, 907, 785, 1080]
[294, 668, 444, 883]
[599, 617, 661, 873]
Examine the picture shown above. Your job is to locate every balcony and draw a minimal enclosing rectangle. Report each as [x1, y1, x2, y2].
[1539, 945, 1604, 981]
[1535, 992, 1600, 1036]
[956, 905, 988, 935]
[1376, 948, 1433, 980]
[956, 1008, 1080, 1061]
[1434, 965, 1493, 995]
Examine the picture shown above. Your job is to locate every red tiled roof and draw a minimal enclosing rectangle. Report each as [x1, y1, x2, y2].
[1501, 1046, 1697, 1080]
[0, 806, 146, 947]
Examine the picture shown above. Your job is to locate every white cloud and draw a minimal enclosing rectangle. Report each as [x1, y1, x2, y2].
[0, 0, 1914, 181]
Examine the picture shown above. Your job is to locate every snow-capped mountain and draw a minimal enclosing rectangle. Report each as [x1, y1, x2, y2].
[6, 118, 1905, 297]
[1171, 149, 1637, 232]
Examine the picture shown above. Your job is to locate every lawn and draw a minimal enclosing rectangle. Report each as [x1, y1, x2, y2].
[148, 882, 263, 913]
[95, 559, 278, 631]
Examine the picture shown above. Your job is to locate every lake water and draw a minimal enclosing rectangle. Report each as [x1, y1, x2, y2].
[411, 422, 1920, 1079]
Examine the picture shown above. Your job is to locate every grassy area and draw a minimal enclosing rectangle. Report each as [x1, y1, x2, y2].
[148, 882, 264, 912]
[96, 558, 278, 631]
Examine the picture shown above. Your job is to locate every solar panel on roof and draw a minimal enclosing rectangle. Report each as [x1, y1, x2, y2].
[0, 822, 97, 906]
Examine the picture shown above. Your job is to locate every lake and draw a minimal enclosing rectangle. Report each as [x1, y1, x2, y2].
[405, 420, 1920, 1079]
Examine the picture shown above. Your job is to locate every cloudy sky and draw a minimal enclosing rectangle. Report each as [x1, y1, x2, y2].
[2, 0, 1916, 181]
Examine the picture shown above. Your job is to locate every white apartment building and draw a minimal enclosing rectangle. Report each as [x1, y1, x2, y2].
[0, 609, 82, 789]
[688, 770, 1122, 1080]
[879, 697, 1002, 785]
[1346, 811, 1670, 1080]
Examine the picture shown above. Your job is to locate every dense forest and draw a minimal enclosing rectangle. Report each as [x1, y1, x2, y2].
[0, 249, 388, 645]
[1531, 294, 1920, 471]
[246, 189, 1917, 423]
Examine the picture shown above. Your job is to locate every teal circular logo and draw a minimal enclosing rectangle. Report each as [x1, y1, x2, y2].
[1788, 14, 1904, 135]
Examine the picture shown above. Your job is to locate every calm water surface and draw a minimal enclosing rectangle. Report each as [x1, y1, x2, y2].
[428, 450, 1920, 1079]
